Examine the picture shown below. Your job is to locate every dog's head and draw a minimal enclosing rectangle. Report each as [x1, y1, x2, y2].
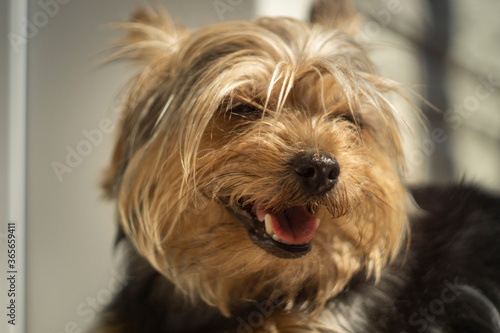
[104, 1, 409, 314]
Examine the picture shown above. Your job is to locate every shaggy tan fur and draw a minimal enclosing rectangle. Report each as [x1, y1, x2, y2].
[102, 1, 410, 330]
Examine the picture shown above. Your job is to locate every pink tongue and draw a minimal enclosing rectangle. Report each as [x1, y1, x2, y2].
[256, 205, 317, 245]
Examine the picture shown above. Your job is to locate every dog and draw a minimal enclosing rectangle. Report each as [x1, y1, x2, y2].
[94, 1, 500, 332]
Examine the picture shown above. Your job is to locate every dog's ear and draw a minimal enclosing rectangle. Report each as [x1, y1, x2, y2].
[103, 6, 189, 199]
[310, 0, 361, 35]
[108, 5, 189, 65]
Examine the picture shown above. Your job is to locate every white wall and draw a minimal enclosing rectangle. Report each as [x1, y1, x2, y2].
[256, 0, 313, 20]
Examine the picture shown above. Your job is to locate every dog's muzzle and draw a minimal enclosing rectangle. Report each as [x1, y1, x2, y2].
[222, 152, 340, 259]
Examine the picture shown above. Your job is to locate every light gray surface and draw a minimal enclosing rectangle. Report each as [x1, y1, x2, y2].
[1, 0, 9, 229]
[1, 0, 9, 331]
[25, 1, 135, 332]
[447, 0, 500, 187]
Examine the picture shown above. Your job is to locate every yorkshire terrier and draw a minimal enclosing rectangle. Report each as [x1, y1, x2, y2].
[95, 1, 500, 332]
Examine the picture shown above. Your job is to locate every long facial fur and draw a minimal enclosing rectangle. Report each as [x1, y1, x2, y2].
[103, 4, 409, 318]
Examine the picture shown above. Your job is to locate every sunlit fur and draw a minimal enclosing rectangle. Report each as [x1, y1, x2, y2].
[102, 3, 409, 328]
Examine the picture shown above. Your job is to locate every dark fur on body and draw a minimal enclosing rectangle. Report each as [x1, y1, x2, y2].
[100, 186, 500, 332]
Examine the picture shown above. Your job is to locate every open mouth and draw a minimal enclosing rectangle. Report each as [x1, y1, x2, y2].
[224, 199, 320, 259]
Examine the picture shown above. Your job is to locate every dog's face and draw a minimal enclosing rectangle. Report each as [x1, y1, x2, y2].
[104, 5, 408, 314]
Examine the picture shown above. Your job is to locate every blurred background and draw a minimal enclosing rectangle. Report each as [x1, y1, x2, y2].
[1, 0, 499, 332]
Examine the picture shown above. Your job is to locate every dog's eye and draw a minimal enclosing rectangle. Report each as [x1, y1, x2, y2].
[337, 112, 355, 123]
[337, 112, 362, 127]
[229, 105, 263, 120]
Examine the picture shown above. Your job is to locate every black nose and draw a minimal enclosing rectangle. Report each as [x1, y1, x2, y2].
[292, 152, 340, 194]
